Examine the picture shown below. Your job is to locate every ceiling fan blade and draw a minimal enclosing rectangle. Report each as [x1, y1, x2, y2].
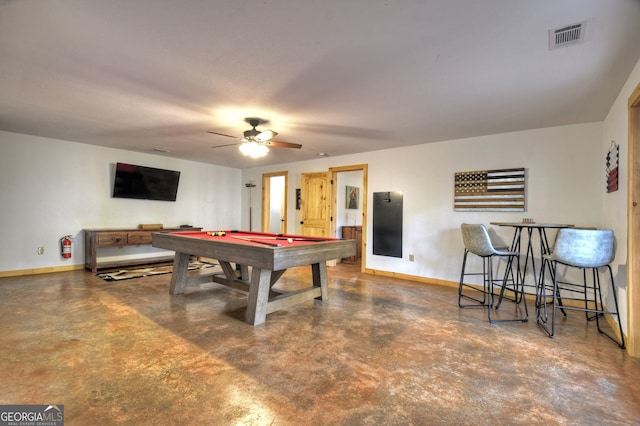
[211, 143, 240, 149]
[207, 131, 239, 139]
[266, 140, 302, 149]
[256, 129, 277, 141]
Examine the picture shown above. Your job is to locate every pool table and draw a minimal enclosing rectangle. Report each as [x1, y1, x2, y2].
[152, 230, 357, 325]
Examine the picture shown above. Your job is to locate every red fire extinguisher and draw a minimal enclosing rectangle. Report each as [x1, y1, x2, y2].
[61, 235, 73, 259]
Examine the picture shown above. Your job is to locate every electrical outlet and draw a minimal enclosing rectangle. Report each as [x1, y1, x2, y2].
[37, 247, 45, 255]
[409, 254, 414, 262]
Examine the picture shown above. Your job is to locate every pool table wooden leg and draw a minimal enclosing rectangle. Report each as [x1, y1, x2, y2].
[239, 264, 250, 281]
[169, 252, 191, 295]
[245, 267, 272, 325]
[311, 262, 329, 301]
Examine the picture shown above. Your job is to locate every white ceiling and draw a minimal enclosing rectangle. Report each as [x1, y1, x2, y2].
[1, 0, 639, 169]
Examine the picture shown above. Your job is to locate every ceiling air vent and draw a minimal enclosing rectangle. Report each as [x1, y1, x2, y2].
[549, 21, 586, 50]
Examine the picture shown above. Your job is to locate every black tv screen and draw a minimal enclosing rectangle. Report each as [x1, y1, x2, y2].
[112, 162, 180, 201]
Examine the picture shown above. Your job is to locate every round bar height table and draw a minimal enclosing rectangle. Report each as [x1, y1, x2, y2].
[490, 222, 574, 302]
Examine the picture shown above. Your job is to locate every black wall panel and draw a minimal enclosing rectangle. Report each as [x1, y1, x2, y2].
[373, 191, 403, 258]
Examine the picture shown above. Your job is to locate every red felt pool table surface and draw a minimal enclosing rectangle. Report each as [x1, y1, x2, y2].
[171, 230, 339, 247]
[152, 230, 357, 325]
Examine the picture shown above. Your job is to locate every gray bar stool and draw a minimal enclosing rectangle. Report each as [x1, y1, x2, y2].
[538, 228, 625, 348]
[458, 223, 528, 323]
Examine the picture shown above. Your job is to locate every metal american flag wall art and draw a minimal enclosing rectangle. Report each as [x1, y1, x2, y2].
[454, 168, 526, 212]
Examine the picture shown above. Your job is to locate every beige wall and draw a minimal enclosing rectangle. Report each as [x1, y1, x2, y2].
[602, 56, 640, 334]
[241, 122, 603, 282]
[0, 131, 242, 272]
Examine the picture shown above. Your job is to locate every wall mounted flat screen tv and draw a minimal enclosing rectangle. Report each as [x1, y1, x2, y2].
[112, 162, 180, 201]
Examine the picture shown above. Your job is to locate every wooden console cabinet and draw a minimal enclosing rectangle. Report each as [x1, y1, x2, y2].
[84, 227, 201, 273]
[341, 226, 362, 263]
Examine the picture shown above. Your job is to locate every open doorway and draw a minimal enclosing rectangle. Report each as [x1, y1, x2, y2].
[330, 164, 368, 272]
[261, 171, 288, 233]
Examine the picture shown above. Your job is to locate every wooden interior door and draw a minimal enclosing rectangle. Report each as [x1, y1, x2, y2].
[300, 172, 330, 237]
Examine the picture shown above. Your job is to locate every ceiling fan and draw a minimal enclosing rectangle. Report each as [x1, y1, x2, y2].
[208, 118, 302, 157]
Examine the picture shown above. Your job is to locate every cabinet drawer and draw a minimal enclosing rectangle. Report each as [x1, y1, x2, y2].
[128, 231, 153, 245]
[96, 232, 128, 247]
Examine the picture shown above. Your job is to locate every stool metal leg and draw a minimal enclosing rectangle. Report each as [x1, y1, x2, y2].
[538, 261, 625, 348]
[488, 254, 528, 324]
[594, 266, 625, 348]
[458, 249, 488, 308]
[537, 259, 558, 338]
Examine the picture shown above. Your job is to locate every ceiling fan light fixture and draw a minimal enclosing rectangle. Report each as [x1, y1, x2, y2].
[209, 117, 300, 155]
[239, 141, 269, 158]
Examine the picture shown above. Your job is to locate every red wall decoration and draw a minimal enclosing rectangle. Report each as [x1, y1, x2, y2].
[606, 141, 619, 193]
